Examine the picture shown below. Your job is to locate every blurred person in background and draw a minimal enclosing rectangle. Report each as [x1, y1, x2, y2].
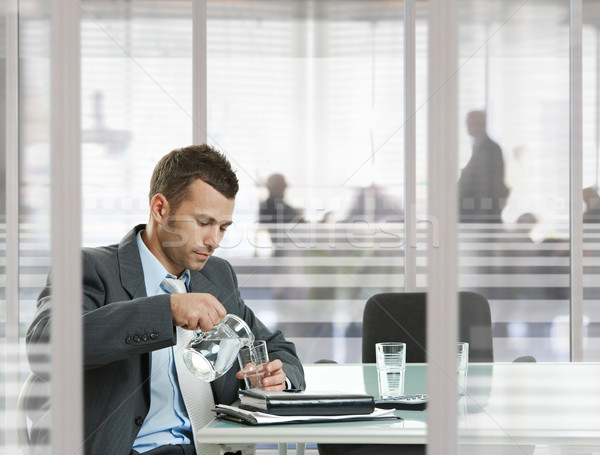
[459, 110, 510, 223]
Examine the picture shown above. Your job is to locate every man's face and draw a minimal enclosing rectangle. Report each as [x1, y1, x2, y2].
[466, 112, 484, 137]
[466, 114, 477, 137]
[157, 179, 235, 274]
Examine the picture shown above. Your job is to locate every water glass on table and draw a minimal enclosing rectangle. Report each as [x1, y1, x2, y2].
[456, 342, 469, 395]
[237, 340, 269, 390]
[376, 342, 406, 399]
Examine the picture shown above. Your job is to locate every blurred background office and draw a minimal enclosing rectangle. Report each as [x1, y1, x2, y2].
[1, 0, 599, 453]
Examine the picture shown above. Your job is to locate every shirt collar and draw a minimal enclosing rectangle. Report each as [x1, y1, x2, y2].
[136, 230, 190, 296]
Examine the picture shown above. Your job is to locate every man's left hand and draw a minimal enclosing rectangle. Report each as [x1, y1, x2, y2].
[236, 359, 287, 391]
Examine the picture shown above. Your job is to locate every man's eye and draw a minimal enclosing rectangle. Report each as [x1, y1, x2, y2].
[220, 226, 228, 232]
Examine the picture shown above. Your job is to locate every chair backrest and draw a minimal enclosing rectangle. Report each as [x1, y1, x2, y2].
[17, 374, 36, 455]
[362, 292, 494, 363]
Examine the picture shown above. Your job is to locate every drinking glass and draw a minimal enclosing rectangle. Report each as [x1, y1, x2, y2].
[456, 342, 469, 371]
[456, 342, 469, 395]
[376, 342, 406, 399]
[238, 340, 270, 390]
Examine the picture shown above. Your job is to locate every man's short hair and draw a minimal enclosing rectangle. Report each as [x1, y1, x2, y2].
[149, 144, 239, 210]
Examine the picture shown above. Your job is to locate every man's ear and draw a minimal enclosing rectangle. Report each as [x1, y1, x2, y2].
[149, 194, 170, 224]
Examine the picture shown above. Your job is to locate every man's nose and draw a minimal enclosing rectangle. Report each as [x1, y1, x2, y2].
[203, 226, 221, 249]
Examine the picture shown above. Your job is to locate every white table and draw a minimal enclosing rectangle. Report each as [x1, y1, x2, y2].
[196, 363, 600, 452]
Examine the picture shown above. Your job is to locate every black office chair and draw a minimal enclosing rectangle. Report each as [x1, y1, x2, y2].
[17, 374, 36, 455]
[318, 291, 534, 455]
[17, 374, 52, 455]
[362, 291, 494, 364]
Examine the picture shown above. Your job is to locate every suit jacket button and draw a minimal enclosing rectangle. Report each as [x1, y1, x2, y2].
[141, 334, 149, 342]
[125, 337, 133, 344]
[135, 416, 144, 426]
[133, 335, 141, 342]
[150, 332, 159, 340]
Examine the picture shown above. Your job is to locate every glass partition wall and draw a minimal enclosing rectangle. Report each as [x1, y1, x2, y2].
[456, 1, 579, 453]
[458, 0, 573, 363]
[206, 1, 410, 363]
[1, 0, 597, 454]
[2, 1, 55, 452]
[583, 0, 600, 361]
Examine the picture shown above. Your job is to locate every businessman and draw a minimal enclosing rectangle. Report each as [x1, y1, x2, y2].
[26, 145, 305, 455]
[458, 110, 509, 223]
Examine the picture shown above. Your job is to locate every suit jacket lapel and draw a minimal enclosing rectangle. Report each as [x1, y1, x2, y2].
[188, 270, 220, 297]
[118, 224, 148, 299]
[115, 225, 153, 401]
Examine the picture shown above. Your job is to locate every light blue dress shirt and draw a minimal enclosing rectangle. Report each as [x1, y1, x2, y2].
[133, 231, 193, 453]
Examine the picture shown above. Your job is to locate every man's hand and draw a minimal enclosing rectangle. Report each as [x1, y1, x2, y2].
[170, 293, 227, 332]
[236, 359, 287, 391]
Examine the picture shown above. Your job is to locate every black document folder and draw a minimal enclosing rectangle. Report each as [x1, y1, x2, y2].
[214, 404, 398, 425]
[238, 389, 376, 416]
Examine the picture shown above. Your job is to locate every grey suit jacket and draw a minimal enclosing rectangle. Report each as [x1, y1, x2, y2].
[26, 224, 305, 455]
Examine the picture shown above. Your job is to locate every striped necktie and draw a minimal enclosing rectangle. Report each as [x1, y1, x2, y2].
[162, 276, 216, 455]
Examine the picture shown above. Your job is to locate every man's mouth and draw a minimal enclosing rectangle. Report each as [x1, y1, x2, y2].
[195, 251, 211, 259]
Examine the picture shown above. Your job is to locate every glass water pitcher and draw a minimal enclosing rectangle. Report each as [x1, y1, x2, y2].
[182, 314, 254, 382]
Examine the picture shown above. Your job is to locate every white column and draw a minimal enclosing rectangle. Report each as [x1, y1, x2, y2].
[404, 0, 417, 291]
[570, 0, 584, 362]
[193, 0, 208, 144]
[51, 0, 83, 453]
[426, 0, 459, 453]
